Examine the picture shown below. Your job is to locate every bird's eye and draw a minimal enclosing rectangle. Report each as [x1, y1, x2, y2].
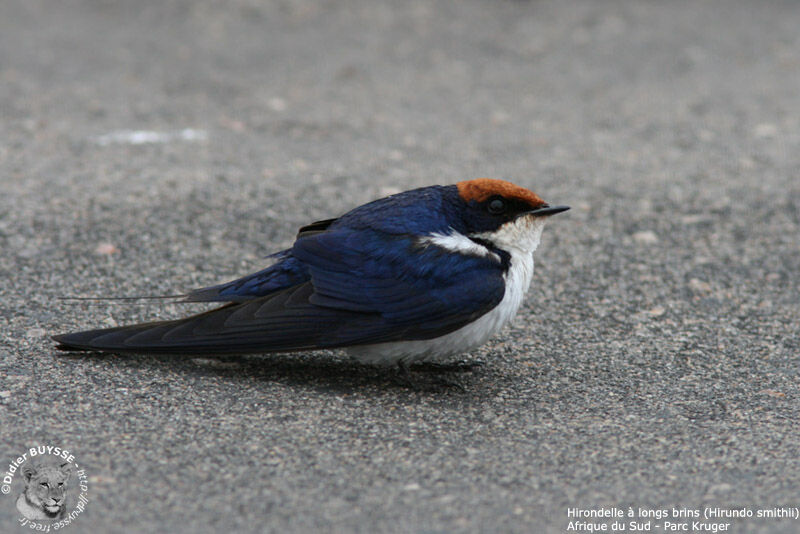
[487, 197, 507, 215]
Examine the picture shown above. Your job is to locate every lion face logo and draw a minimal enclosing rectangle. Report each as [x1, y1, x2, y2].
[16, 462, 72, 520]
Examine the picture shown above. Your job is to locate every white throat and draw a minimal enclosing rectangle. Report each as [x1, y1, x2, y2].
[474, 214, 546, 263]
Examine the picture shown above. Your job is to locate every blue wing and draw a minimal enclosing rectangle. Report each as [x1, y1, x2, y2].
[184, 250, 310, 302]
[290, 227, 505, 341]
[54, 227, 506, 354]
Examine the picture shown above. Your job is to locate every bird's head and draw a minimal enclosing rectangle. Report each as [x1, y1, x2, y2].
[453, 178, 569, 254]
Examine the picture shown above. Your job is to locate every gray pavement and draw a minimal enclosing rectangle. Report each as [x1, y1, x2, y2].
[1, 1, 799, 532]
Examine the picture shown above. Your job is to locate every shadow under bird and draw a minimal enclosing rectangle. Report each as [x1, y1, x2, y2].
[53, 179, 569, 366]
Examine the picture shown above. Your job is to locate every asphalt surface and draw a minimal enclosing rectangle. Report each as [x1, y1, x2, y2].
[1, 1, 799, 533]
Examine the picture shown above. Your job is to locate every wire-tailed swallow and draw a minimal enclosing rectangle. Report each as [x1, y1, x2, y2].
[53, 179, 569, 366]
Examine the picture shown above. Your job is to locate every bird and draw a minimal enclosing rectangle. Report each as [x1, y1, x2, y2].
[53, 179, 569, 367]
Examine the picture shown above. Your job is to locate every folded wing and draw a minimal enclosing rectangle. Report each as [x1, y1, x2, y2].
[54, 228, 506, 354]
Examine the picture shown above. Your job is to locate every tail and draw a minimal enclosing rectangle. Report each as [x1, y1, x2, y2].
[53, 319, 218, 355]
[52, 305, 248, 354]
[51, 284, 351, 355]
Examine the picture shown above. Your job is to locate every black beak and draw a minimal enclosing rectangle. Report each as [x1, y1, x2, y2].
[528, 205, 570, 217]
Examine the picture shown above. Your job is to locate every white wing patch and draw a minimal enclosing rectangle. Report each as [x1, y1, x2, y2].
[417, 231, 501, 262]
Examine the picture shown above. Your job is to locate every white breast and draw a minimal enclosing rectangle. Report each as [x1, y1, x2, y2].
[346, 217, 546, 366]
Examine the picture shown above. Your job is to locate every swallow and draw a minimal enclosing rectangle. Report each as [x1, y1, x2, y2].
[53, 179, 569, 366]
